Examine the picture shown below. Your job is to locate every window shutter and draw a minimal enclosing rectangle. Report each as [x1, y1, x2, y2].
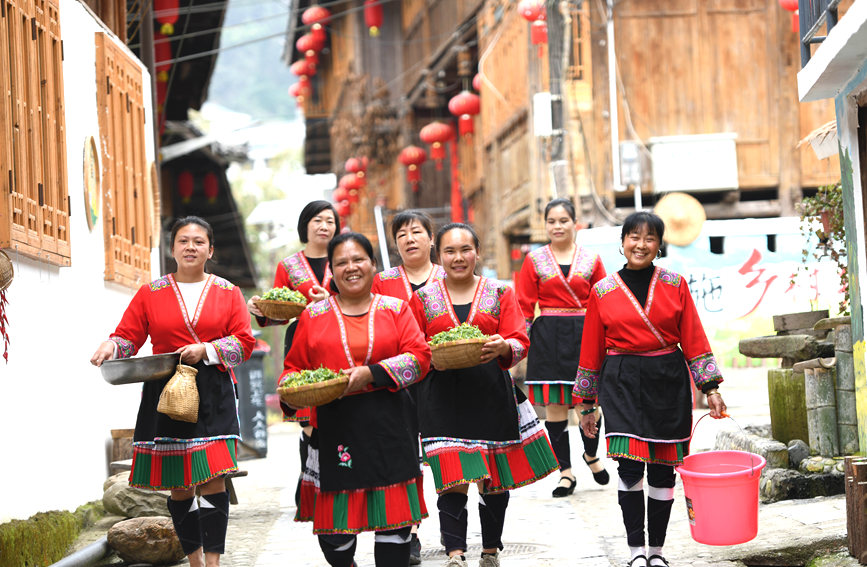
[95, 33, 152, 288]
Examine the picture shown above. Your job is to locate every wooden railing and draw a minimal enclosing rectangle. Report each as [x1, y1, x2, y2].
[799, 0, 841, 66]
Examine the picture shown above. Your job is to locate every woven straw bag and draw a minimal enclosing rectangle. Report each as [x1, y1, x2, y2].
[430, 337, 488, 370]
[157, 364, 199, 423]
[254, 299, 306, 320]
[0, 250, 13, 291]
[278, 376, 349, 408]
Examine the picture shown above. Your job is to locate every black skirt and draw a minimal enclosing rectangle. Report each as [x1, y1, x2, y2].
[525, 315, 584, 382]
[598, 349, 692, 443]
[133, 361, 239, 443]
[418, 360, 525, 443]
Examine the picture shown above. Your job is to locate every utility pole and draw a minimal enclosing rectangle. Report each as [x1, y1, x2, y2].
[546, 0, 571, 199]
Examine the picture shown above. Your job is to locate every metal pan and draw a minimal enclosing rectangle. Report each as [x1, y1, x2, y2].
[100, 353, 181, 385]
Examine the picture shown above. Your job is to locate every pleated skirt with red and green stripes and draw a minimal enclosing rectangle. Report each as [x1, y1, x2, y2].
[525, 382, 579, 407]
[295, 476, 428, 534]
[423, 400, 558, 494]
[129, 437, 238, 490]
[606, 435, 690, 466]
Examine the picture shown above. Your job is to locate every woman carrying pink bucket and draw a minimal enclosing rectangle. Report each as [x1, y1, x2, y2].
[574, 211, 728, 567]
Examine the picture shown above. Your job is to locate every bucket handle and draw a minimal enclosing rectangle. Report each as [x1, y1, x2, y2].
[691, 412, 760, 477]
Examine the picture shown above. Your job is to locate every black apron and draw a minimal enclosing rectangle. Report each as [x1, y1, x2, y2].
[134, 361, 239, 443]
[598, 349, 692, 442]
[316, 388, 420, 492]
[525, 315, 584, 381]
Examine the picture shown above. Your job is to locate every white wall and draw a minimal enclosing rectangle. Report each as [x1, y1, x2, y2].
[0, 1, 158, 522]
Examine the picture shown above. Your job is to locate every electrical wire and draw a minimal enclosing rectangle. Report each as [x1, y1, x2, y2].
[128, 11, 288, 50]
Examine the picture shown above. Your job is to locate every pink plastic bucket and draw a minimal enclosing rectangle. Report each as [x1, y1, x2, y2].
[675, 450, 766, 545]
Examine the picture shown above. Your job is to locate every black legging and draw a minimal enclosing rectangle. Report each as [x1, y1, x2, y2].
[617, 459, 676, 548]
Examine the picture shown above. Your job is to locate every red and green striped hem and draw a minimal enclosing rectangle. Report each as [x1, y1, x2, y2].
[426, 432, 558, 494]
[295, 476, 428, 534]
[283, 407, 313, 423]
[129, 438, 238, 490]
[526, 383, 578, 407]
[606, 435, 689, 466]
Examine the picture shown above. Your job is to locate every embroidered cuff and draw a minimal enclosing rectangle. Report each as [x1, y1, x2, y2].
[109, 336, 136, 359]
[574, 366, 599, 399]
[210, 335, 246, 369]
[525, 318, 533, 337]
[377, 353, 422, 390]
[505, 338, 527, 367]
[688, 353, 723, 388]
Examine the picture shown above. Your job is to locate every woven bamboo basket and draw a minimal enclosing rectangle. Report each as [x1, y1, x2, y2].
[430, 337, 488, 370]
[278, 376, 349, 408]
[254, 299, 306, 320]
[156, 364, 199, 423]
[0, 250, 13, 292]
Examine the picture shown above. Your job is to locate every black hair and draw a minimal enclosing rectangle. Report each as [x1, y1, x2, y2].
[297, 200, 340, 244]
[621, 211, 665, 242]
[544, 198, 576, 222]
[170, 216, 214, 247]
[327, 232, 376, 266]
[390, 210, 435, 243]
[435, 222, 480, 252]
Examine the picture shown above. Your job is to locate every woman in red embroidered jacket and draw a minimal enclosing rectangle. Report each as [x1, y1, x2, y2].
[410, 223, 558, 567]
[246, 200, 340, 506]
[282, 232, 431, 567]
[516, 198, 609, 497]
[372, 210, 445, 301]
[575, 211, 727, 567]
[91, 217, 254, 567]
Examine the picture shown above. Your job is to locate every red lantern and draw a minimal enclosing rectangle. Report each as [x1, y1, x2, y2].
[364, 0, 383, 37]
[203, 172, 219, 203]
[291, 60, 316, 79]
[154, 0, 179, 36]
[336, 199, 351, 217]
[177, 171, 193, 203]
[419, 122, 455, 170]
[302, 5, 331, 45]
[779, 0, 799, 32]
[472, 73, 482, 92]
[296, 33, 324, 67]
[154, 33, 172, 79]
[345, 157, 367, 187]
[288, 82, 310, 107]
[333, 186, 349, 202]
[448, 91, 481, 137]
[340, 173, 362, 191]
[518, 0, 545, 22]
[398, 145, 427, 191]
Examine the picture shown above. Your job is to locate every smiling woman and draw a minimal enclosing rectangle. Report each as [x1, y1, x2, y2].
[89, 216, 254, 567]
[280, 231, 432, 567]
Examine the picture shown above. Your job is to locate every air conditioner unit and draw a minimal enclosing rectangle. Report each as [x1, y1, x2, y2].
[649, 133, 738, 193]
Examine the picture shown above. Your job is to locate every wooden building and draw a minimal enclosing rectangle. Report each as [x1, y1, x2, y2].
[287, 0, 839, 278]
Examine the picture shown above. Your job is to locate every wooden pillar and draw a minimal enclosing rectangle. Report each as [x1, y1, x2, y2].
[845, 456, 867, 564]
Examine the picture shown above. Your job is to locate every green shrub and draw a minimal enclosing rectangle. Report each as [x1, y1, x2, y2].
[0, 501, 104, 566]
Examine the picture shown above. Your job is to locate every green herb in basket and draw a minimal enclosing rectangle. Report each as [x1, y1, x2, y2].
[429, 323, 488, 345]
[262, 287, 307, 304]
[279, 366, 341, 388]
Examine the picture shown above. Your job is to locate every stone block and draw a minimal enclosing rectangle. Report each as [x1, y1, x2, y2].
[739, 335, 823, 362]
[836, 352, 855, 391]
[714, 429, 788, 469]
[768, 368, 809, 445]
[773, 310, 829, 333]
[839, 425, 860, 455]
[107, 516, 184, 565]
[759, 467, 844, 503]
[787, 439, 810, 468]
[807, 405, 840, 457]
[804, 368, 837, 409]
[103, 478, 169, 518]
[836, 324, 853, 352]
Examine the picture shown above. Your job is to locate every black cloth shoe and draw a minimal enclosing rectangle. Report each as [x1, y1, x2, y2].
[551, 476, 576, 497]
[583, 453, 610, 485]
[628, 555, 648, 567]
[648, 555, 670, 566]
[409, 533, 421, 565]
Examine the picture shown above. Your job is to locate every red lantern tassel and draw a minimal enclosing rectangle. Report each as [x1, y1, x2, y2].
[458, 115, 474, 137]
[431, 142, 445, 169]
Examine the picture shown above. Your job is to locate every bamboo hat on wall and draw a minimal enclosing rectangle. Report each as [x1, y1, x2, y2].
[653, 192, 706, 247]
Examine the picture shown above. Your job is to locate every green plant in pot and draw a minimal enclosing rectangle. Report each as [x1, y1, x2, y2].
[798, 181, 848, 315]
